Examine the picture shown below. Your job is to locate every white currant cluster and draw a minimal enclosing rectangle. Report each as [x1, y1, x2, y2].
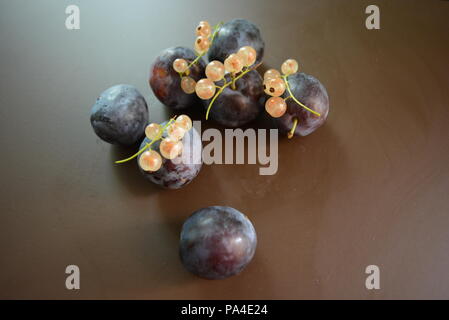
[263, 59, 299, 118]
[194, 45, 257, 100]
[138, 115, 193, 172]
[171, 20, 257, 106]
[172, 21, 218, 95]
[172, 20, 319, 123]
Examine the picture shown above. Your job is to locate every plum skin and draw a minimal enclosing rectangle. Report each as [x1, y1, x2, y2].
[208, 19, 265, 65]
[204, 70, 264, 127]
[149, 47, 206, 110]
[137, 124, 202, 189]
[179, 206, 257, 280]
[277, 72, 329, 136]
[90, 84, 149, 146]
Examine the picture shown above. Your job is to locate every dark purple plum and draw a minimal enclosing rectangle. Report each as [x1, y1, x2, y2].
[208, 19, 264, 65]
[204, 70, 264, 127]
[277, 72, 329, 136]
[179, 206, 257, 280]
[149, 47, 205, 110]
[90, 84, 149, 146]
[137, 123, 202, 189]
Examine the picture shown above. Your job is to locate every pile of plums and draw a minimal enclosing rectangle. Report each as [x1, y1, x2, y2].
[89, 18, 330, 279]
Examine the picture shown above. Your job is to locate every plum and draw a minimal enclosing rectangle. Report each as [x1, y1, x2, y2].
[277, 72, 329, 136]
[137, 123, 202, 189]
[179, 206, 257, 280]
[208, 19, 265, 65]
[149, 47, 206, 110]
[204, 70, 264, 127]
[90, 84, 149, 146]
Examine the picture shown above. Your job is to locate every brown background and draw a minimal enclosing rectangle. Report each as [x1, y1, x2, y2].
[0, 0, 448, 299]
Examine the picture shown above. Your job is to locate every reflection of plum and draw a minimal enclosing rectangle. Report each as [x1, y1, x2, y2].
[149, 47, 205, 110]
[278, 72, 329, 137]
[208, 19, 265, 65]
[180, 206, 257, 280]
[204, 70, 264, 127]
[90, 84, 148, 146]
[137, 123, 202, 189]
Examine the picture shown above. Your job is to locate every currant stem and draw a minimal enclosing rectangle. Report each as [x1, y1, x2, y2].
[231, 72, 237, 90]
[205, 67, 256, 120]
[282, 75, 321, 117]
[115, 117, 176, 164]
[288, 117, 298, 139]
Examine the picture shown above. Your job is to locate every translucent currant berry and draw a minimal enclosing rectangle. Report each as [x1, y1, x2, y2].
[263, 78, 286, 97]
[175, 115, 192, 131]
[196, 21, 211, 37]
[205, 60, 225, 82]
[139, 149, 163, 172]
[195, 78, 216, 100]
[265, 97, 287, 118]
[281, 59, 299, 75]
[224, 53, 244, 73]
[237, 46, 257, 67]
[194, 36, 210, 54]
[160, 137, 183, 160]
[173, 58, 188, 73]
[263, 69, 281, 81]
[167, 123, 186, 141]
[181, 76, 196, 94]
[145, 123, 162, 140]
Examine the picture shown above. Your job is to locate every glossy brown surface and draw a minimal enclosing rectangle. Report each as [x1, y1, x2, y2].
[0, 0, 448, 299]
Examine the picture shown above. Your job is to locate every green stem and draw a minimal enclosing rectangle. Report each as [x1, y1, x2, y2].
[282, 75, 321, 117]
[288, 117, 298, 139]
[115, 117, 176, 164]
[205, 67, 255, 120]
[231, 72, 236, 90]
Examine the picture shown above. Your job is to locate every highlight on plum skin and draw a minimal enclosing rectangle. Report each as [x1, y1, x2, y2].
[179, 206, 257, 280]
[208, 19, 265, 65]
[149, 47, 206, 110]
[90, 84, 149, 146]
